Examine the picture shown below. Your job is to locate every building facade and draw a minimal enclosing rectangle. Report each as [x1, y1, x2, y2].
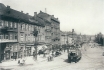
[38, 11, 60, 48]
[0, 3, 45, 61]
[0, 3, 61, 62]
[60, 30, 78, 45]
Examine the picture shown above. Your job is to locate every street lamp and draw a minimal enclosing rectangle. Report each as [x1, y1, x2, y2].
[72, 29, 74, 45]
[33, 28, 38, 60]
[0, 44, 1, 63]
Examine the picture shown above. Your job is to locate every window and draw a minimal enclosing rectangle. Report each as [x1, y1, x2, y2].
[5, 35, 8, 39]
[10, 34, 13, 40]
[29, 25, 30, 31]
[38, 29, 40, 33]
[5, 21, 8, 27]
[0, 20, 3, 26]
[20, 23, 23, 30]
[14, 23, 17, 28]
[22, 23, 25, 30]
[15, 34, 17, 39]
[0, 35, 2, 39]
[20, 34, 24, 41]
[10, 22, 13, 28]
[26, 24, 28, 31]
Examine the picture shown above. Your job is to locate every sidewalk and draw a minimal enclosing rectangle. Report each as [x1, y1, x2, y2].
[0, 55, 47, 67]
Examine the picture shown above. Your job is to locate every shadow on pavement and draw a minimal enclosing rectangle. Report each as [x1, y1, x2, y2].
[64, 59, 69, 63]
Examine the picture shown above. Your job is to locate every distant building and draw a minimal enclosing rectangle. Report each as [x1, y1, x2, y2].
[60, 30, 77, 45]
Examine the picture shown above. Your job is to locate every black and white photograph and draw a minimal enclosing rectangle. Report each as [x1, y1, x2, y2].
[0, 0, 104, 70]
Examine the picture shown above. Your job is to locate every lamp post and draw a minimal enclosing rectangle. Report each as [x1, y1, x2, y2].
[66, 32, 69, 53]
[0, 43, 1, 63]
[102, 35, 104, 46]
[33, 28, 38, 60]
[72, 29, 74, 45]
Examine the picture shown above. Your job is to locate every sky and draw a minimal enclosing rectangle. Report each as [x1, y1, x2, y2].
[0, 0, 104, 35]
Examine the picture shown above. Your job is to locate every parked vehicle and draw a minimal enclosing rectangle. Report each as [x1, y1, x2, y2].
[68, 48, 82, 63]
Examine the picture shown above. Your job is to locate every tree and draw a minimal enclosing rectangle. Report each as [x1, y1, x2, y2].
[95, 32, 104, 46]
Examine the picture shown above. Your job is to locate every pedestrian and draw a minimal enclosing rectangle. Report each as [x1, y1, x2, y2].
[43, 52, 46, 57]
[18, 60, 20, 64]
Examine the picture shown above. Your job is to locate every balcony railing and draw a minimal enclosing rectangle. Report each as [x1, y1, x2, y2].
[52, 36, 60, 41]
[0, 27, 18, 34]
[45, 29, 51, 32]
[7, 28, 18, 32]
[0, 39, 18, 43]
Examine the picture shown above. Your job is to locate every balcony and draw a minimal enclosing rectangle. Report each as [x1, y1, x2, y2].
[37, 40, 45, 45]
[45, 29, 51, 32]
[0, 27, 18, 34]
[0, 39, 18, 43]
[52, 36, 60, 41]
[7, 28, 18, 32]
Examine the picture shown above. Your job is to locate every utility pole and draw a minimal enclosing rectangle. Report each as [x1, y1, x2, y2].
[33, 28, 38, 60]
[0, 43, 1, 63]
[67, 32, 69, 53]
[72, 29, 74, 45]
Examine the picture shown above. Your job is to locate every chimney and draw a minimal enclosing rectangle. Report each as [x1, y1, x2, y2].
[34, 12, 37, 17]
[26, 13, 29, 15]
[40, 10, 42, 13]
[7, 5, 10, 8]
[52, 15, 54, 17]
[21, 11, 23, 13]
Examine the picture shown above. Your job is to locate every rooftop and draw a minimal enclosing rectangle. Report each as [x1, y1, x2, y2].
[38, 11, 60, 24]
[0, 3, 44, 27]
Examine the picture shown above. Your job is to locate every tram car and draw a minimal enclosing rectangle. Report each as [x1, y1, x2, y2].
[68, 47, 82, 63]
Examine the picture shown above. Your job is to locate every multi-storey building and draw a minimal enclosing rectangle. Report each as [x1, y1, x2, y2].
[0, 3, 45, 62]
[38, 11, 60, 48]
[60, 31, 72, 45]
[60, 30, 77, 45]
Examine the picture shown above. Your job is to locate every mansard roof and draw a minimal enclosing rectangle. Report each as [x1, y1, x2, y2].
[0, 3, 44, 27]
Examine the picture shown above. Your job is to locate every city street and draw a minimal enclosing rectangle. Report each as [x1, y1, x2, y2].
[1, 42, 104, 70]
[0, 1, 104, 70]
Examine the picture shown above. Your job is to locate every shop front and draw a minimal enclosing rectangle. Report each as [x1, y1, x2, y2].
[26, 44, 33, 56]
[5, 50, 10, 60]
[18, 44, 25, 58]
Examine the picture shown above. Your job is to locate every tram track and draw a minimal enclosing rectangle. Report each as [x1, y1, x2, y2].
[81, 44, 104, 70]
